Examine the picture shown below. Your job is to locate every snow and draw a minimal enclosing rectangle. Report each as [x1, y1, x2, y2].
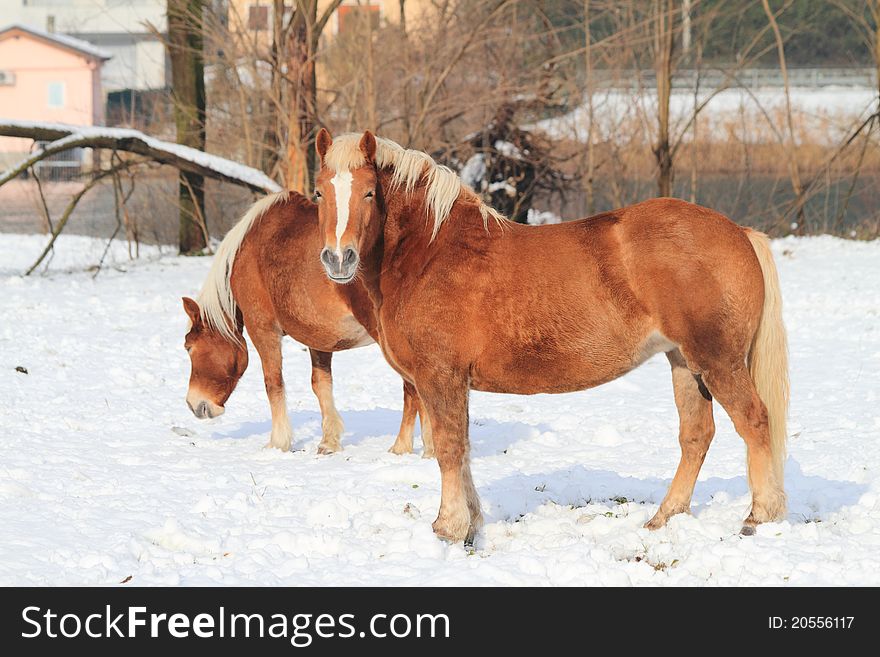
[459, 154, 487, 190]
[534, 87, 878, 145]
[0, 120, 282, 193]
[487, 181, 516, 196]
[1, 232, 879, 585]
[493, 140, 524, 159]
[526, 209, 561, 225]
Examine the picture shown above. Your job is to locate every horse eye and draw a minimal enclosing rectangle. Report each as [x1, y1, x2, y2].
[314, 190, 322, 200]
[186, 346, 193, 354]
[364, 190, 374, 199]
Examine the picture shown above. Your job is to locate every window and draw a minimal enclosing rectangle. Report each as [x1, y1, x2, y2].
[248, 4, 269, 30]
[47, 81, 64, 108]
[337, 4, 381, 34]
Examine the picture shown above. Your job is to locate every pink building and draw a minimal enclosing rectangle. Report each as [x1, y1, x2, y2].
[0, 23, 110, 166]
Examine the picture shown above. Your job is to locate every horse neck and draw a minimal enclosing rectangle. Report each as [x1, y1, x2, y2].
[382, 178, 431, 251]
[369, 169, 490, 301]
[384, 180, 491, 259]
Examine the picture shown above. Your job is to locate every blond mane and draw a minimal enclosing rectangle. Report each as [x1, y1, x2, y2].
[324, 133, 506, 240]
[193, 191, 289, 342]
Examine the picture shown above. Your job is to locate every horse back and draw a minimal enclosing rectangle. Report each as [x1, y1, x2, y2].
[387, 197, 764, 393]
[231, 193, 377, 350]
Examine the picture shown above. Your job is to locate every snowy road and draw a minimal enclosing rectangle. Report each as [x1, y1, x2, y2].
[1, 233, 878, 585]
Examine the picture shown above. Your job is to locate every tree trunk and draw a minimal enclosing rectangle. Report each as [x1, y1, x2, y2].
[168, 0, 207, 254]
[762, 0, 804, 233]
[873, 0, 880, 132]
[583, 0, 595, 215]
[286, 5, 317, 193]
[365, 4, 377, 132]
[263, 0, 285, 177]
[399, 0, 413, 141]
[653, 0, 675, 198]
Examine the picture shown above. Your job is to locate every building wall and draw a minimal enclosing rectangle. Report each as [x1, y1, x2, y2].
[81, 32, 167, 91]
[227, 0, 435, 48]
[0, 31, 100, 155]
[3, 0, 167, 91]
[3, 0, 167, 35]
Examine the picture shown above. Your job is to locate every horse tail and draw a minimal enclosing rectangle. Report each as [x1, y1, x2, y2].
[745, 229, 790, 487]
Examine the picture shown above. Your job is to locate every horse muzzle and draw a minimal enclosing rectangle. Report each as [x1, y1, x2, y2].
[186, 393, 225, 419]
[320, 247, 359, 283]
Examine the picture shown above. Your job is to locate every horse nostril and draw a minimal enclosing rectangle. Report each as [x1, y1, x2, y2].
[196, 401, 208, 418]
[320, 248, 335, 267]
[342, 248, 357, 266]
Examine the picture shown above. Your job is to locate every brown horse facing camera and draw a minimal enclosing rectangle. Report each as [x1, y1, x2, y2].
[312, 129, 790, 542]
[182, 191, 433, 457]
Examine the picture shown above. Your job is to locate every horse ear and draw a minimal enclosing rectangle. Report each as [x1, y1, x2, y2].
[182, 297, 201, 325]
[316, 128, 332, 163]
[359, 131, 377, 164]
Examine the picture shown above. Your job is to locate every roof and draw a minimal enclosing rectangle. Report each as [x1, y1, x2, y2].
[0, 23, 112, 61]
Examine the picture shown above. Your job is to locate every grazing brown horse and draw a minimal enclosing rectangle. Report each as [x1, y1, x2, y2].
[312, 129, 789, 542]
[182, 190, 433, 456]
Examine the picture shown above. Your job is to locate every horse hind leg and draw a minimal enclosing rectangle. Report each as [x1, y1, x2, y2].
[418, 394, 435, 459]
[646, 348, 716, 530]
[310, 349, 345, 454]
[388, 381, 436, 459]
[389, 380, 418, 455]
[460, 454, 482, 544]
[701, 364, 786, 532]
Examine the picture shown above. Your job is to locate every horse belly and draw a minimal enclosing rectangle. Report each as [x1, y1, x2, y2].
[471, 350, 629, 394]
[470, 329, 673, 395]
[332, 317, 375, 350]
[281, 311, 374, 352]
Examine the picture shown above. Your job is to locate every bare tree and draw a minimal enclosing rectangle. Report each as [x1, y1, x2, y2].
[168, 0, 208, 254]
[583, 0, 596, 213]
[286, 0, 345, 193]
[761, 0, 804, 232]
[653, 0, 676, 197]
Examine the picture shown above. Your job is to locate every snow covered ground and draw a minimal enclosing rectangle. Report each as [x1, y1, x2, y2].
[534, 86, 878, 145]
[1, 232, 879, 586]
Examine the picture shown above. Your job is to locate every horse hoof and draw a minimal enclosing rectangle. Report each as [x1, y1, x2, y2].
[388, 443, 413, 456]
[316, 444, 340, 455]
[644, 516, 666, 531]
[265, 441, 290, 452]
[432, 520, 471, 544]
[421, 449, 436, 460]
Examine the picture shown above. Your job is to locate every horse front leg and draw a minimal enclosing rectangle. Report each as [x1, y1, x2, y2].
[418, 372, 481, 544]
[310, 349, 345, 454]
[250, 329, 292, 452]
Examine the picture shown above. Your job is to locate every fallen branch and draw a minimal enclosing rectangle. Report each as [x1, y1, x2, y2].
[0, 121, 280, 194]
